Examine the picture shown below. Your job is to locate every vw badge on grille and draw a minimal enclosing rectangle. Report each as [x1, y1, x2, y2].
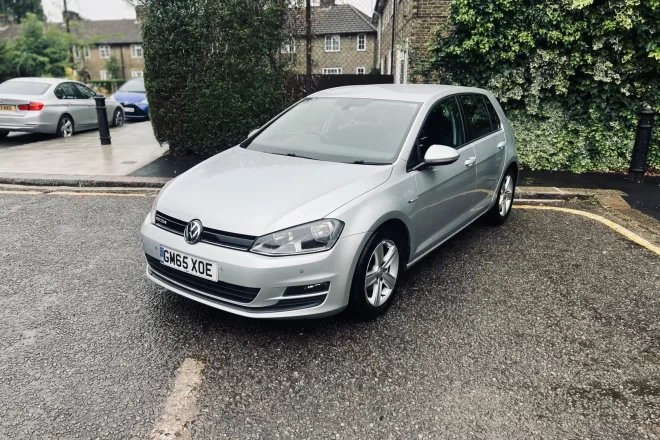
[184, 219, 203, 244]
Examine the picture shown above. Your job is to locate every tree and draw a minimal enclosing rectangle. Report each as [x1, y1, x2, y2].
[105, 55, 122, 79]
[0, 41, 13, 83]
[416, 0, 660, 173]
[10, 13, 71, 77]
[5, 0, 45, 23]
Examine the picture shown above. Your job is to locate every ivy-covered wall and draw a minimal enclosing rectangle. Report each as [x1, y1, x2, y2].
[415, 0, 660, 172]
[138, 0, 291, 156]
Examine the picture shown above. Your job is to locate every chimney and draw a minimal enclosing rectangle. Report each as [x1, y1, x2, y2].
[0, 14, 8, 29]
[319, 0, 335, 7]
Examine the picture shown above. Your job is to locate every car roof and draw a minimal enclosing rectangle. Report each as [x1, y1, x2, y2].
[310, 84, 491, 103]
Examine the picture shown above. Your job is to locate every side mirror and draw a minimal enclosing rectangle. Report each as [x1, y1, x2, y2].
[423, 144, 460, 166]
[248, 128, 260, 138]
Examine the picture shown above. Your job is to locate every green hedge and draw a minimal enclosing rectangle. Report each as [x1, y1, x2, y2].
[415, 0, 660, 172]
[139, 0, 291, 156]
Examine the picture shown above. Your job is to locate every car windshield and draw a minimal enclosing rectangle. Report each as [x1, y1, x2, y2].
[118, 78, 145, 93]
[0, 81, 50, 95]
[247, 97, 421, 164]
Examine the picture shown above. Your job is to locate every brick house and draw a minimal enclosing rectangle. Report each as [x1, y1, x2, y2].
[372, 0, 452, 83]
[0, 15, 144, 81]
[286, 0, 377, 75]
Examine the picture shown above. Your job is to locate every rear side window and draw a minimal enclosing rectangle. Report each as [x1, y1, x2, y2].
[0, 81, 50, 95]
[484, 98, 502, 131]
[460, 94, 493, 141]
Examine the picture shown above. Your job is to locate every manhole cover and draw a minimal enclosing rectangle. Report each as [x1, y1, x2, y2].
[121, 161, 137, 164]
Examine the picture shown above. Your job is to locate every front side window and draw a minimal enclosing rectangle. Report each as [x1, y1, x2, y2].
[323, 68, 342, 75]
[460, 94, 492, 141]
[415, 97, 466, 164]
[247, 97, 421, 164]
[131, 44, 143, 58]
[324, 35, 340, 52]
[357, 34, 366, 51]
[99, 45, 111, 59]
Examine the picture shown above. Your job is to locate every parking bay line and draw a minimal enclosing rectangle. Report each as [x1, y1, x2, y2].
[150, 358, 206, 440]
[514, 205, 660, 256]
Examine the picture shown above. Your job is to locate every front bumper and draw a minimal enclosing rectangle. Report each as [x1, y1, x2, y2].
[140, 218, 365, 319]
[122, 104, 149, 119]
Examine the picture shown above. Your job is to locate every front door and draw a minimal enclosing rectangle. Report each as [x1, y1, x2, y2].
[459, 94, 506, 213]
[412, 96, 477, 258]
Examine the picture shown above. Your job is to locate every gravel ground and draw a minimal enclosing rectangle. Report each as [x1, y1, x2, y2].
[0, 193, 658, 439]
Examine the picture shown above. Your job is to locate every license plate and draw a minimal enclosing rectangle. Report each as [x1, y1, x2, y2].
[159, 246, 218, 281]
[0, 105, 15, 111]
[123, 107, 135, 113]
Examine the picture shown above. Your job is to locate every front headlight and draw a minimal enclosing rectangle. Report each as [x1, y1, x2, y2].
[250, 219, 344, 256]
[149, 179, 174, 224]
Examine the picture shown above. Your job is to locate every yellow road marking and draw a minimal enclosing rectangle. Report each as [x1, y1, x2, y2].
[0, 190, 43, 195]
[514, 205, 660, 256]
[47, 191, 152, 197]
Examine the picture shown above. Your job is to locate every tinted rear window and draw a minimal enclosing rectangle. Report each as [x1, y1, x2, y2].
[0, 81, 51, 95]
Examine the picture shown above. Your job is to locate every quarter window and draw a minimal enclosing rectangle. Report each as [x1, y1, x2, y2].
[131, 44, 143, 58]
[484, 98, 502, 131]
[357, 34, 366, 51]
[324, 35, 340, 52]
[460, 94, 492, 141]
[412, 97, 465, 166]
[99, 44, 111, 59]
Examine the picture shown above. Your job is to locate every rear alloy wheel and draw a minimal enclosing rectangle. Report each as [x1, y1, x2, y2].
[349, 229, 404, 319]
[112, 108, 124, 127]
[486, 169, 516, 225]
[56, 115, 74, 138]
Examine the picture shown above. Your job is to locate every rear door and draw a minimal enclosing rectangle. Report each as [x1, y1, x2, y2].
[459, 94, 506, 213]
[412, 96, 477, 257]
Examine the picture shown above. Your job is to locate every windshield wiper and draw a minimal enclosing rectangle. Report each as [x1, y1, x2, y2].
[352, 160, 388, 165]
[269, 152, 318, 161]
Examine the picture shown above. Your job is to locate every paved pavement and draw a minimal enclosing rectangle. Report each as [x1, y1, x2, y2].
[0, 121, 166, 176]
[520, 170, 660, 221]
[0, 192, 658, 439]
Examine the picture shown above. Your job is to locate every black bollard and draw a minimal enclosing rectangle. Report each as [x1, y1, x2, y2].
[94, 95, 112, 145]
[628, 106, 656, 183]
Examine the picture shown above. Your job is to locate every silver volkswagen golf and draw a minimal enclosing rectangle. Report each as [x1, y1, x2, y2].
[141, 85, 518, 319]
[0, 77, 125, 138]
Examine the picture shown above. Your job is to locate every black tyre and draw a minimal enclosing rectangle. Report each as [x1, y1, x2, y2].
[56, 115, 74, 137]
[348, 228, 405, 319]
[111, 108, 124, 127]
[0, 130, 9, 139]
[485, 168, 516, 225]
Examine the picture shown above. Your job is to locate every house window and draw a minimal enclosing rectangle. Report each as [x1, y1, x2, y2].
[356, 67, 366, 74]
[99, 45, 111, 59]
[100, 70, 111, 80]
[323, 68, 342, 75]
[83, 46, 90, 59]
[72, 46, 80, 59]
[357, 34, 366, 51]
[131, 44, 143, 58]
[131, 70, 144, 78]
[281, 39, 296, 54]
[324, 35, 340, 52]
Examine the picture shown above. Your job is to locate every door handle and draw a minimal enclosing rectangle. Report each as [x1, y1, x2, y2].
[497, 141, 506, 150]
[464, 157, 476, 167]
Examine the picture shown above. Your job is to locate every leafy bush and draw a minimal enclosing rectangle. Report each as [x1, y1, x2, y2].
[415, 0, 660, 172]
[138, 0, 291, 156]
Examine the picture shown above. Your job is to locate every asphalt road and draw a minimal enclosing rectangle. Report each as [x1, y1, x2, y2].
[0, 193, 658, 439]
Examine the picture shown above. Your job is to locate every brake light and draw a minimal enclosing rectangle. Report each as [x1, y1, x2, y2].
[17, 102, 44, 111]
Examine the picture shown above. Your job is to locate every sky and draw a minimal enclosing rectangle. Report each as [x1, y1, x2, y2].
[42, 0, 375, 22]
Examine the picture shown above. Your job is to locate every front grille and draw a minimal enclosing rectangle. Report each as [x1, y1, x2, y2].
[146, 255, 260, 304]
[155, 211, 257, 251]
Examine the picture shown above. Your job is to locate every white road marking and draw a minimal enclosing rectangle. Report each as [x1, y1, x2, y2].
[150, 358, 206, 440]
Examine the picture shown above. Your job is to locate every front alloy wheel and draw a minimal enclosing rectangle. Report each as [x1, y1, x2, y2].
[486, 169, 516, 225]
[365, 239, 399, 307]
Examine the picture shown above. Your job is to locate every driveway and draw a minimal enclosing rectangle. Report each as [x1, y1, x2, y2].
[0, 192, 658, 439]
